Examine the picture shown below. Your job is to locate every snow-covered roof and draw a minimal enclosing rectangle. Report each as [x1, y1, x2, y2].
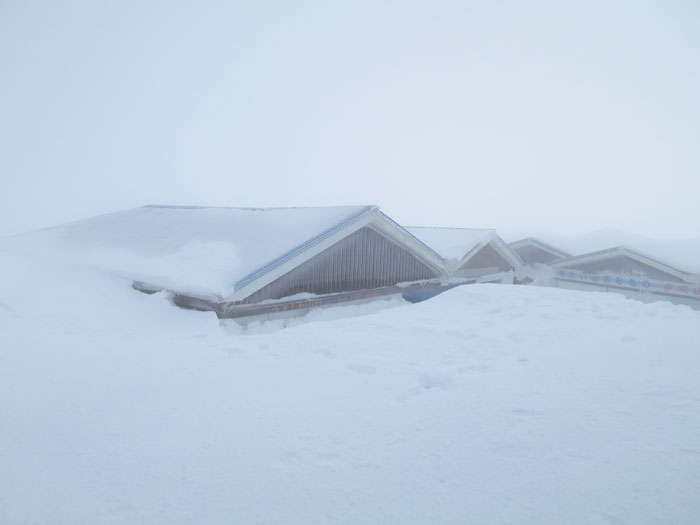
[2, 205, 449, 300]
[518, 229, 700, 275]
[1, 205, 380, 297]
[548, 246, 700, 284]
[405, 226, 523, 271]
[404, 227, 496, 261]
[508, 237, 570, 259]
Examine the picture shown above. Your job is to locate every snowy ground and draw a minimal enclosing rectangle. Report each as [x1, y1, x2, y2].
[1, 249, 700, 524]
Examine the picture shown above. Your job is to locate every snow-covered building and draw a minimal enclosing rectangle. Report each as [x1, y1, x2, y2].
[508, 237, 570, 265]
[82, 205, 449, 320]
[547, 246, 700, 309]
[405, 227, 522, 284]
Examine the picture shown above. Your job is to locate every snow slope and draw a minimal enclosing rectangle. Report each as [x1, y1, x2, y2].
[1, 239, 700, 524]
[0, 205, 372, 297]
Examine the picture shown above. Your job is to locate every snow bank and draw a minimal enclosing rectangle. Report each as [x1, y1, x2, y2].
[1, 241, 699, 524]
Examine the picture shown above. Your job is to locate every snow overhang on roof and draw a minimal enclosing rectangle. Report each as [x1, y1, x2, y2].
[2, 205, 374, 296]
[547, 246, 699, 284]
[4, 204, 451, 301]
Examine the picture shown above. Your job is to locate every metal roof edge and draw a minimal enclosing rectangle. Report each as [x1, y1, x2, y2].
[373, 212, 447, 265]
[491, 236, 524, 267]
[454, 230, 499, 268]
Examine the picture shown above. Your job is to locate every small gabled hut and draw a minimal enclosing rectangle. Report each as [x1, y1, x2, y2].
[116, 205, 448, 320]
[547, 246, 700, 309]
[508, 237, 570, 265]
[405, 227, 522, 283]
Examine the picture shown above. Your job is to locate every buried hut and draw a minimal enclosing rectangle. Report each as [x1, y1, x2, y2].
[86, 205, 451, 320]
[546, 246, 700, 309]
[507, 237, 570, 265]
[404, 227, 523, 285]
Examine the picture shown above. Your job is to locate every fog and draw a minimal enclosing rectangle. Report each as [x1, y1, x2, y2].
[2, 1, 699, 238]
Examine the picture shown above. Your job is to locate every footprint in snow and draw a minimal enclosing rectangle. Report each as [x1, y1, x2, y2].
[347, 362, 377, 375]
[458, 364, 491, 374]
[418, 374, 453, 390]
[314, 348, 337, 359]
[508, 332, 526, 344]
[587, 512, 626, 525]
[398, 374, 455, 401]
[0, 302, 15, 314]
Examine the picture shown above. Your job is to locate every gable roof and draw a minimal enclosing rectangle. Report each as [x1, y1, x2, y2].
[3, 205, 447, 300]
[230, 209, 447, 301]
[516, 229, 700, 274]
[548, 246, 700, 284]
[405, 227, 522, 271]
[508, 237, 570, 260]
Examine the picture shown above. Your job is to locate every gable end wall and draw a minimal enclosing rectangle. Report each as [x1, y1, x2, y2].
[563, 255, 685, 282]
[458, 243, 514, 273]
[241, 226, 441, 304]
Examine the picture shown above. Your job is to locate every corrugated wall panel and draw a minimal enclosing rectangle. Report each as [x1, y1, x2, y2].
[241, 226, 440, 304]
[458, 243, 513, 273]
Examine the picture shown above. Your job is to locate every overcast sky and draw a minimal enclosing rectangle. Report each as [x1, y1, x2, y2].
[2, 0, 699, 238]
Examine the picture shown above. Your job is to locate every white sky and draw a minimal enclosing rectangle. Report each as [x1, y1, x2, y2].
[1, 0, 699, 238]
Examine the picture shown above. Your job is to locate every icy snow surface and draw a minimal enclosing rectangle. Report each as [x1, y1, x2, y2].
[1, 241, 700, 524]
[405, 226, 495, 261]
[0, 205, 371, 297]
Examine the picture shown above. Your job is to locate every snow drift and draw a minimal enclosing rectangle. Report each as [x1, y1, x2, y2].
[1, 223, 699, 525]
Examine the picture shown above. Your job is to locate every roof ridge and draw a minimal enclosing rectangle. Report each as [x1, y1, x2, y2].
[406, 225, 496, 232]
[144, 204, 375, 211]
